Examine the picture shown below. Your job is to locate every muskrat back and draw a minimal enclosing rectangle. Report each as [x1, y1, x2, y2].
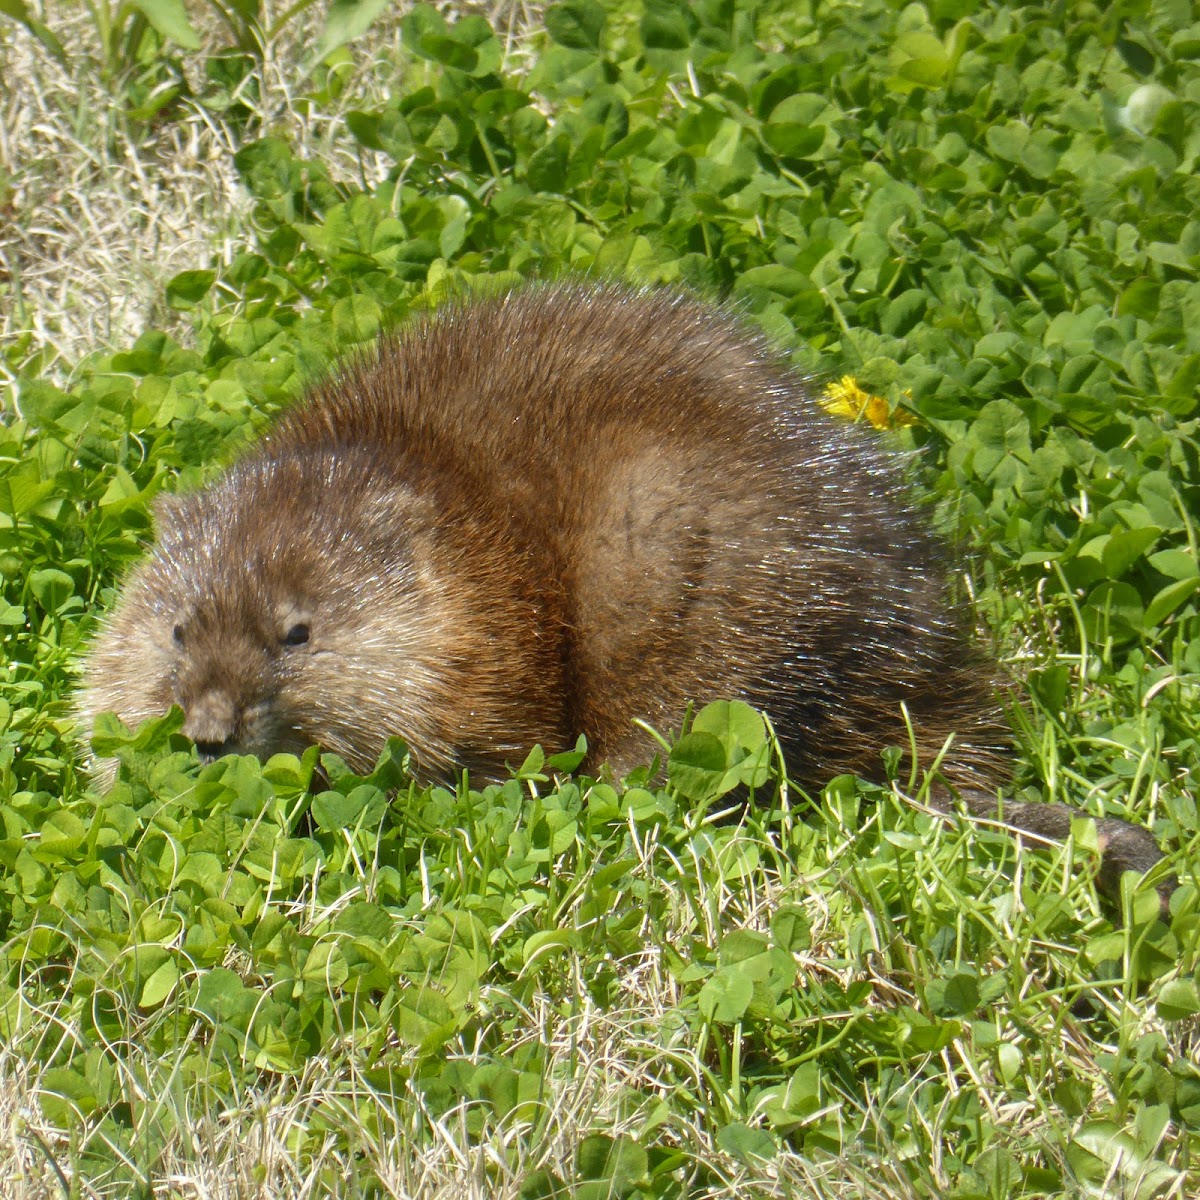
[78, 284, 1011, 790]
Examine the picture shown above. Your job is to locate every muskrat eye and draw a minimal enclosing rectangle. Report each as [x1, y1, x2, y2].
[172, 624, 185, 645]
[283, 623, 310, 647]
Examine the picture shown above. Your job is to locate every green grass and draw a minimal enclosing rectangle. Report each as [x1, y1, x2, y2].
[1, 0, 1199, 1196]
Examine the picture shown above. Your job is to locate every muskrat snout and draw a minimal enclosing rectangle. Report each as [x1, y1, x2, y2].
[181, 689, 243, 758]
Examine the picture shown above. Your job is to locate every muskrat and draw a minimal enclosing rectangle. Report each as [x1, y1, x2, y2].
[77, 284, 1171, 906]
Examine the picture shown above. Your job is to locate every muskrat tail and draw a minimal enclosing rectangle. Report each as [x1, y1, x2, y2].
[931, 787, 1175, 919]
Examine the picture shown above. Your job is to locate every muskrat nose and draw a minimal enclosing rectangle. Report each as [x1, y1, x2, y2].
[182, 691, 239, 755]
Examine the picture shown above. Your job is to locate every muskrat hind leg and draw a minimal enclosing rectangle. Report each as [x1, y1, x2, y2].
[930, 787, 1175, 919]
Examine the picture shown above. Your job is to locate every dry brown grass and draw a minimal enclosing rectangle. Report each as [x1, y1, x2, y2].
[0, 838, 938, 1200]
[0, 2, 540, 383]
[3, 8, 243, 378]
[0, 993, 932, 1200]
[0, 986, 811, 1198]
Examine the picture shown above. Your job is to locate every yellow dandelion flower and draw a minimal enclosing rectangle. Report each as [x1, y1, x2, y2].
[819, 375, 918, 431]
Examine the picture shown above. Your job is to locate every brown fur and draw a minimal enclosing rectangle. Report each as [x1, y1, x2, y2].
[77, 285, 1170, 907]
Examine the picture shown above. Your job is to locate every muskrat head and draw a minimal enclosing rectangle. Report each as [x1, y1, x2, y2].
[77, 451, 451, 785]
[165, 594, 319, 763]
